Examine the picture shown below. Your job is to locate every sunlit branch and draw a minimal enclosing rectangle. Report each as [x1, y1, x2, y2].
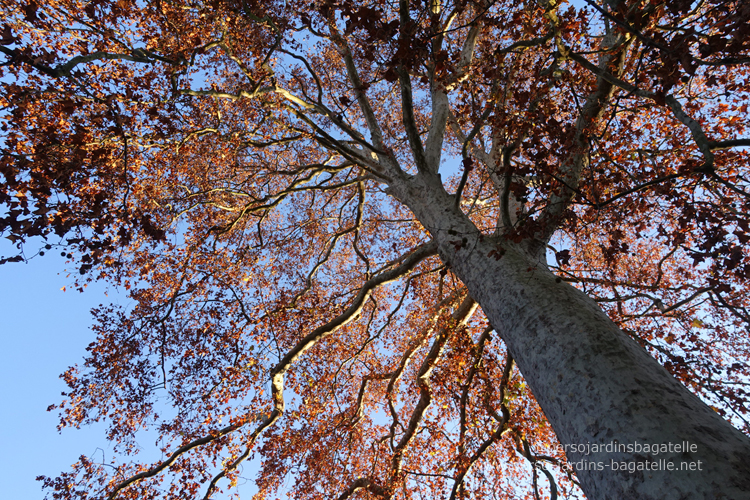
[665, 95, 715, 171]
[268, 79, 388, 162]
[106, 417, 250, 499]
[180, 86, 276, 101]
[269, 159, 353, 177]
[200, 410, 281, 500]
[582, 0, 750, 67]
[582, 0, 667, 52]
[394, 0, 428, 174]
[563, 49, 724, 177]
[332, 280, 420, 406]
[586, 172, 684, 208]
[537, 30, 631, 245]
[402, 469, 454, 480]
[458, 326, 494, 457]
[351, 371, 395, 425]
[270, 242, 438, 381]
[284, 109, 386, 175]
[592, 287, 712, 316]
[424, 86, 450, 173]
[279, 50, 325, 104]
[454, 98, 497, 209]
[287, 213, 365, 309]
[397, 64, 429, 174]
[499, 145, 516, 230]
[558, 273, 701, 294]
[446, 109, 496, 173]
[198, 243, 437, 497]
[424, 11, 482, 172]
[314, 135, 392, 181]
[238, 134, 306, 150]
[335, 477, 389, 500]
[495, 33, 554, 55]
[390, 296, 478, 482]
[352, 180, 371, 274]
[190, 175, 369, 241]
[385, 290, 466, 436]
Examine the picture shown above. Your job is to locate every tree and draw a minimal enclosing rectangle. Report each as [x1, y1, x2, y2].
[1, 0, 750, 498]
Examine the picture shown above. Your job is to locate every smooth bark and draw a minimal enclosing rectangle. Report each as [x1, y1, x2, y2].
[390, 172, 750, 500]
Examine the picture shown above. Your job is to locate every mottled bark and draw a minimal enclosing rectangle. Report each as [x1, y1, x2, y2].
[390, 171, 750, 500]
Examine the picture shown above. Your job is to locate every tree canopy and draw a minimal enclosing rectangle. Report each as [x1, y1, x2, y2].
[1, 0, 750, 499]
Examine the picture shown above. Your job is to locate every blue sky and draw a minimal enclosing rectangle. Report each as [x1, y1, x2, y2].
[0, 242, 127, 498]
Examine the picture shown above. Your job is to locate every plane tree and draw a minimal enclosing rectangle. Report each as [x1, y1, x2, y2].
[1, 0, 750, 499]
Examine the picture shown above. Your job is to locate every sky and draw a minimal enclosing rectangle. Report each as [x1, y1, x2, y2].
[0, 241, 126, 498]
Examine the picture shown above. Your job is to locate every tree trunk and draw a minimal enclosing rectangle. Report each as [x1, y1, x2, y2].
[391, 173, 750, 500]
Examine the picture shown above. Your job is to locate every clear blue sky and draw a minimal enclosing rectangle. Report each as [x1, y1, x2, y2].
[0, 241, 124, 498]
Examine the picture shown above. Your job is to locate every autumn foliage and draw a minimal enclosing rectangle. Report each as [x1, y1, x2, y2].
[1, 0, 750, 498]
